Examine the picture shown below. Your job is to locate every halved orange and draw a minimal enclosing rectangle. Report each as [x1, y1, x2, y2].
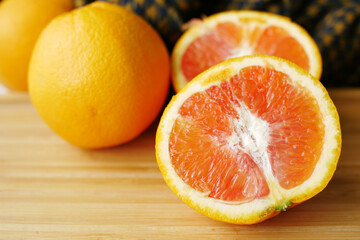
[172, 11, 322, 92]
[156, 55, 341, 224]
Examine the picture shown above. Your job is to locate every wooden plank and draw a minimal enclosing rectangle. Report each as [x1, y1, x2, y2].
[0, 89, 359, 239]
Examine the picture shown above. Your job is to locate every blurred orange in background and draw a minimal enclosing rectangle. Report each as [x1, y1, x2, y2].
[0, 0, 74, 91]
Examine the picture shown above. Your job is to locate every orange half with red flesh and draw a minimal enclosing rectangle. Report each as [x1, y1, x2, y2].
[172, 11, 322, 92]
[156, 56, 340, 224]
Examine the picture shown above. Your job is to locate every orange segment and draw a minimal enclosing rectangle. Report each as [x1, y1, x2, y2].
[172, 11, 322, 93]
[177, 92, 233, 137]
[254, 26, 289, 53]
[181, 22, 241, 81]
[255, 26, 310, 71]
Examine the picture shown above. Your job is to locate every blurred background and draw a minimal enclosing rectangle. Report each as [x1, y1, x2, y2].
[0, 0, 359, 89]
[73, 0, 360, 87]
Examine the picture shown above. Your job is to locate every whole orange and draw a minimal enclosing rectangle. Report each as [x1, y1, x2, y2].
[0, 0, 73, 91]
[28, 2, 170, 149]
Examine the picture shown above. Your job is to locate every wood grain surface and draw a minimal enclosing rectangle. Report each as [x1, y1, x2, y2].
[0, 89, 359, 239]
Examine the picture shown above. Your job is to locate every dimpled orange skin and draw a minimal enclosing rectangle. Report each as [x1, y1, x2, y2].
[28, 2, 170, 149]
[0, 0, 74, 91]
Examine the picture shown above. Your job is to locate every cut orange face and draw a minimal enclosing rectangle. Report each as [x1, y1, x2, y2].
[156, 55, 341, 224]
[172, 11, 322, 92]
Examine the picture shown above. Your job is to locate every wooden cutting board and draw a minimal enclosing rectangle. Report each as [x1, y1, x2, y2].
[0, 89, 359, 239]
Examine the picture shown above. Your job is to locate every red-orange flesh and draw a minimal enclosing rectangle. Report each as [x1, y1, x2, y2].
[169, 66, 324, 202]
[181, 22, 310, 82]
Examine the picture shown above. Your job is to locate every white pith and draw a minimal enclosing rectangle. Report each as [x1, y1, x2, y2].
[172, 11, 322, 93]
[226, 102, 285, 205]
[158, 56, 340, 222]
[229, 103, 270, 170]
[226, 23, 261, 60]
[227, 41, 256, 60]
[226, 47, 255, 61]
